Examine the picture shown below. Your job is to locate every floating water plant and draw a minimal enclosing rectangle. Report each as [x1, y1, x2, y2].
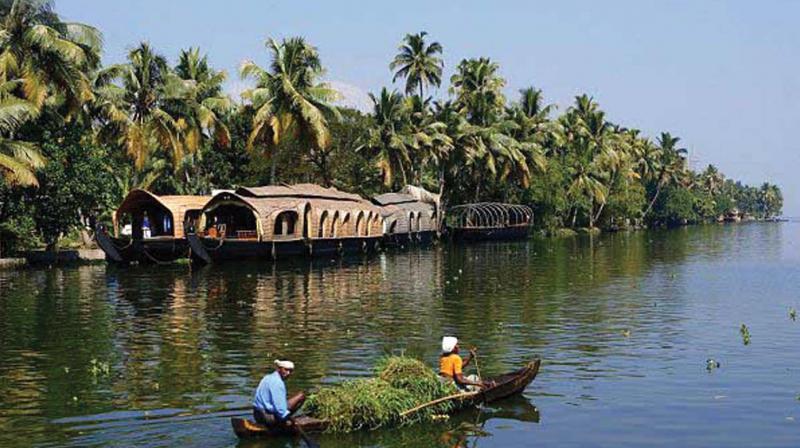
[740, 324, 751, 345]
[790, 308, 796, 321]
[706, 358, 720, 371]
[303, 356, 458, 433]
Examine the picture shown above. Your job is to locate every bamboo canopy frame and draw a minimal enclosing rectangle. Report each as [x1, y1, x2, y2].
[447, 203, 533, 229]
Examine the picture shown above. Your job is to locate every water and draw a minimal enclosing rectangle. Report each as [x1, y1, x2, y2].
[1, 222, 799, 447]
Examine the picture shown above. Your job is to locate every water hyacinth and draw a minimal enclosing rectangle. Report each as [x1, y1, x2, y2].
[740, 324, 751, 345]
[303, 356, 458, 432]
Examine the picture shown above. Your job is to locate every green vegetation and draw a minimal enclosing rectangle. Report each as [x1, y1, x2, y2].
[0, 1, 784, 255]
[740, 324, 751, 345]
[303, 356, 458, 432]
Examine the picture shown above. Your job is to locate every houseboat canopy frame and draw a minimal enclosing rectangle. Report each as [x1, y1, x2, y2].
[447, 203, 533, 229]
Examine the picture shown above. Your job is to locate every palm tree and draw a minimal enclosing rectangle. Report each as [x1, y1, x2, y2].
[240, 37, 339, 184]
[700, 164, 723, 197]
[94, 42, 187, 170]
[0, 0, 101, 186]
[448, 57, 534, 199]
[0, 93, 43, 185]
[389, 31, 444, 98]
[642, 132, 688, 217]
[361, 88, 413, 188]
[0, 0, 101, 114]
[403, 94, 452, 185]
[556, 95, 623, 227]
[450, 57, 505, 126]
[170, 47, 232, 154]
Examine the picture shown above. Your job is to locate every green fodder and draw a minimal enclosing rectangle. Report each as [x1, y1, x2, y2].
[303, 356, 458, 433]
[375, 355, 453, 400]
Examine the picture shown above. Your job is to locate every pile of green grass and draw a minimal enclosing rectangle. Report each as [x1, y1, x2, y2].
[303, 356, 458, 432]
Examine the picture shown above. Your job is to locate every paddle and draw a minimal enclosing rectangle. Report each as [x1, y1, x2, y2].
[471, 348, 481, 380]
[292, 418, 320, 448]
[399, 390, 480, 418]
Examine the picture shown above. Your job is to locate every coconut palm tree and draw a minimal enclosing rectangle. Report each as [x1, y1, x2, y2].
[240, 37, 339, 184]
[450, 57, 505, 126]
[0, 0, 101, 186]
[0, 93, 43, 185]
[448, 57, 534, 199]
[643, 132, 688, 217]
[0, 0, 101, 114]
[700, 164, 724, 197]
[360, 88, 413, 188]
[170, 47, 232, 153]
[389, 31, 444, 99]
[94, 43, 189, 170]
[403, 94, 452, 185]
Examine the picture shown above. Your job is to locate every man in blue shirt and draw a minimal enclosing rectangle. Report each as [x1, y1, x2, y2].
[252, 359, 306, 427]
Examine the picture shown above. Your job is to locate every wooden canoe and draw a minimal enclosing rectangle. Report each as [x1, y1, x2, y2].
[231, 358, 541, 439]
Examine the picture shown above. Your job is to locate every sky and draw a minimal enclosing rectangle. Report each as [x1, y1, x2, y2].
[59, 0, 799, 215]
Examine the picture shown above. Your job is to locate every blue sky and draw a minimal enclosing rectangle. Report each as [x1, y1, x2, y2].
[60, 1, 799, 215]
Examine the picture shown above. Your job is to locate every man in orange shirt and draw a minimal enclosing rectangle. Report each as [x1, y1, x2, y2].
[439, 336, 487, 390]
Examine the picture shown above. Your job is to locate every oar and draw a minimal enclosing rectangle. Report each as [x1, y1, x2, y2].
[399, 391, 480, 418]
[292, 418, 320, 448]
[472, 350, 482, 380]
[297, 427, 320, 448]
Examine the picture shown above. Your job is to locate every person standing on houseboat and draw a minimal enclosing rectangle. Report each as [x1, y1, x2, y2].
[439, 336, 490, 390]
[142, 212, 152, 238]
[252, 360, 306, 427]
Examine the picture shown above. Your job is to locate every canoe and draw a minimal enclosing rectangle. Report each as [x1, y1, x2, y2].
[231, 358, 541, 439]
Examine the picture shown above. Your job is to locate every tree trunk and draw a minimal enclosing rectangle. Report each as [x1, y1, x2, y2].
[593, 201, 606, 225]
[643, 183, 662, 217]
[398, 162, 408, 188]
[571, 207, 578, 228]
[437, 168, 446, 230]
[270, 155, 277, 185]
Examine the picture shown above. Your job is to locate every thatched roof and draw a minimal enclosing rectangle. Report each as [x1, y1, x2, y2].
[115, 189, 210, 237]
[373, 192, 418, 206]
[237, 183, 365, 203]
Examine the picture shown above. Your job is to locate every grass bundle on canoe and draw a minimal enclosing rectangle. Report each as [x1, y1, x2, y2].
[303, 356, 459, 432]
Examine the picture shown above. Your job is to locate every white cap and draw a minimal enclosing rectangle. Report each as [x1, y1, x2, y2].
[441, 336, 458, 353]
[274, 359, 295, 370]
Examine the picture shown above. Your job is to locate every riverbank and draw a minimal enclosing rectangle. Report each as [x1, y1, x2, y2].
[538, 217, 785, 239]
[0, 249, 106, 270]
[2, 220, 786, 269]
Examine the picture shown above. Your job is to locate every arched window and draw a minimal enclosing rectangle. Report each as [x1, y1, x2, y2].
[342, 213, 351, 236]
[331, 211, 339, 237]
[416, 213, 423, 232]
[409, 212, 416, 233]
[274, 211, 298, 236]
[388, 220, 397, 234]
[318, 210, 329, 238]
[355, 212, 365, 236]
[372, 215, 382, 235]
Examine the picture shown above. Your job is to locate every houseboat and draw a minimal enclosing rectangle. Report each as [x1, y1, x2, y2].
[446, 202, 533, 241]
[95, 189, 210, 263]
[372, 186, 440, 247]
[187, 184, 384, 264]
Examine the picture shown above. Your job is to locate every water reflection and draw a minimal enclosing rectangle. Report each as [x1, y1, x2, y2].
[0, 223, 796, 447]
